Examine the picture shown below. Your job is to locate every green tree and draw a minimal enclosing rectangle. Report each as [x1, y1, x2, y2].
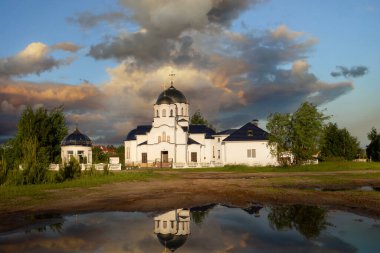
[190, 110, 215, 130]
[92, 146, 109, 163]
[1, 106, 67, 184]
[321, 123, 360, 160]
[366, 127, 380, 161]
[267, 102, 328, 165]
[266, 112, 292, 165]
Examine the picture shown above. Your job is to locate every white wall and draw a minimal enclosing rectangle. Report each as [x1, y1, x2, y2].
[61, 145, 92, 164]
[224, 141, 278, 166]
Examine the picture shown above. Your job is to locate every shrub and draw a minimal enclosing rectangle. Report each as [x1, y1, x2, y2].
[57, 157, 81, 182]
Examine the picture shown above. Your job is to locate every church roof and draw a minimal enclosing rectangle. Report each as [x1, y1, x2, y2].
[61, 128, 92, 147]
[125, 125, 152, 141]
[223, 122, 268, 141]
[216, 129, 237, 135]
[156, 83, 187, 105]
[157, 233, 188, 252]
[189, 124, 216, 139]
[187, 137, 200, 145]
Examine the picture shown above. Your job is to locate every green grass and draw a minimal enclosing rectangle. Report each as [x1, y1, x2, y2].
[180, 161, 380, 173]
[0, 170, 159, 206]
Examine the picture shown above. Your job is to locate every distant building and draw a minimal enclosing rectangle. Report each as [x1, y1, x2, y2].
[124, 81, 278, 168]
[61, 127, 92, 164]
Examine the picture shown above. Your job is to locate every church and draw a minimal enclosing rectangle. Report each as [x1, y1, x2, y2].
[124, 81, 278, 168]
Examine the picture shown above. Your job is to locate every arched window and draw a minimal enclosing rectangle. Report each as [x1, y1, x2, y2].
[162, 132, 166, 142]
[156, 110, 159, 117]
[167, 136, 170, 142]
[181, 107, 184, 115]
[162, 109, 166, 117]
[158, 136, 161, 143]
[170, 109, 173, 117]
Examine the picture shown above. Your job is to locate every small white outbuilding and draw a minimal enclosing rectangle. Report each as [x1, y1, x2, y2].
[61, 127, 92, 164]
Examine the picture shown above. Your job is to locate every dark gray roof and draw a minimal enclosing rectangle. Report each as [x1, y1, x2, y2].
[223, 122, 268, 141]
[125, 125, 152, 141]
[189, 124, 216, 139]
[216, 129, 237, 135]
[157, 234, 188, 252]
[187, 137, 200, 145]
[61, 128, 92, 147]
[156, 84, 187, 105]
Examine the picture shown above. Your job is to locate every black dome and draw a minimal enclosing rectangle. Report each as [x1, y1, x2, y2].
[61, 128, 92, 147]
[156, 84, 187, 105]
[157, 233, 188, 252]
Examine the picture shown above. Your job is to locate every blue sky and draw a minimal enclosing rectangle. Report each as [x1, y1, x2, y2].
[0, 0, 379, 145]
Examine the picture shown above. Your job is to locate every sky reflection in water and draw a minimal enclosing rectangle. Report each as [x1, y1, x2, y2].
[0, 204, 379, 253]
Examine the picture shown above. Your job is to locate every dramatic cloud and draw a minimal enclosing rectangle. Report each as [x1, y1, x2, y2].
[67, 11, 129, 28]
[331, 65, 369, 78]
[0, 78, 103, 140]
[0, 42, 79, 77]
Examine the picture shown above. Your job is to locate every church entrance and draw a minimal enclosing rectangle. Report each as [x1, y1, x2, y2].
[160, 151, 171, 168]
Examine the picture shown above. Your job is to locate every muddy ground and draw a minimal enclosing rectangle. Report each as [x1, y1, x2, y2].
[1, 170, 380, 233]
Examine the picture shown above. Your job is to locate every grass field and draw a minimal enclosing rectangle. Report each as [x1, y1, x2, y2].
[1, 161, 379, 211]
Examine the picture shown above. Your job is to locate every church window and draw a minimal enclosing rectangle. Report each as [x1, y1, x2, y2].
[163, 221, 167, 229]
[170, 109, 173, 117]
[142, 153, 147, 163]
[213, 146, 215, 158]
[167, 136, 170, 142]
[156, 110, 159, 117]
[162, 132, 166, 141]
[158, 136, 161, 143]
[247, 149, 256, 158]
[181, 107, 184, 115]
[247, 130, 253, 136]
[171, 221, 174, 228]
[191, 152, 197, 162]
[126, 147, 130, 159]
[218, 150, 220, 159]
[162, 109, 166, 117]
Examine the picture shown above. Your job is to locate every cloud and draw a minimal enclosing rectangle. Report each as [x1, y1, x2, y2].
[51, 42, 81, 52]
[0, 42, 78, 77]
[330, 65, 369, 78]
[67, 11, 129, 28]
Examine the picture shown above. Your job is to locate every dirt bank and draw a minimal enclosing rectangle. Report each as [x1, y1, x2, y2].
[1, 170, 380, 233]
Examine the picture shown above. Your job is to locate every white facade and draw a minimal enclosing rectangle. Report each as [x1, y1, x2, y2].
[61, 145, 92, 164]
[125, 83, 278, 168]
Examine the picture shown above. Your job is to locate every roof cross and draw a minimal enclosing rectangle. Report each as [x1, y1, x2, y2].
[169, 71, 175, 87]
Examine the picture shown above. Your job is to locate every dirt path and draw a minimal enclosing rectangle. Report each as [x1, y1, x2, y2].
[1, 170, 380, 233]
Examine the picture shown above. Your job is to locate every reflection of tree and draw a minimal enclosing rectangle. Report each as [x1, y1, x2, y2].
[24, 213, 64, 234]
[268, 205, 328, 239]
[190, 204, 216, 226]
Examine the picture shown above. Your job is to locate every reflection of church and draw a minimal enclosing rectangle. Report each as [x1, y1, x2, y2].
[154, 209, 191, 252]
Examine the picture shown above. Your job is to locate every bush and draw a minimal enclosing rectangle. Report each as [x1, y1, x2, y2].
[57, 157, 81, 182]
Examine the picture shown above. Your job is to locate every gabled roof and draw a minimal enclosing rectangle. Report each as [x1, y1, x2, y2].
[223, 122, 268, 141]
[216, 129, 237, 135]
[187, 137, 200, 145]
[137, 141, 147, 146]
[125, 125, 152, 141]
[189, 124, 216, 139]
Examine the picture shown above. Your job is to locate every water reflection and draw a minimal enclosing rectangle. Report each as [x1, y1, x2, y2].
[154, 209, 190, 252]
[0, 204, 379, 252]
[267, 204, 328, 239]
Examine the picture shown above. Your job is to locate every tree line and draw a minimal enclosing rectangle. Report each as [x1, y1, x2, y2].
[267, 102, 377, 165]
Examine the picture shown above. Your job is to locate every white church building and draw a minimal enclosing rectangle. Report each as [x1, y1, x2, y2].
[124, 82, 278, 168]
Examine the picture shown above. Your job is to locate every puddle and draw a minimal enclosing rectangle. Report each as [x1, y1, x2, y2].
[0, 204, 379, 252]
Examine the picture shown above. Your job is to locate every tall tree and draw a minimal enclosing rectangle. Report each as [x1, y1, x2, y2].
[321, 123, 360, 160]
[266, 112, 292, 165]
[267, 102, 328, 165]
[1, 106, 68, 184]
[366, 127, 380, 161]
